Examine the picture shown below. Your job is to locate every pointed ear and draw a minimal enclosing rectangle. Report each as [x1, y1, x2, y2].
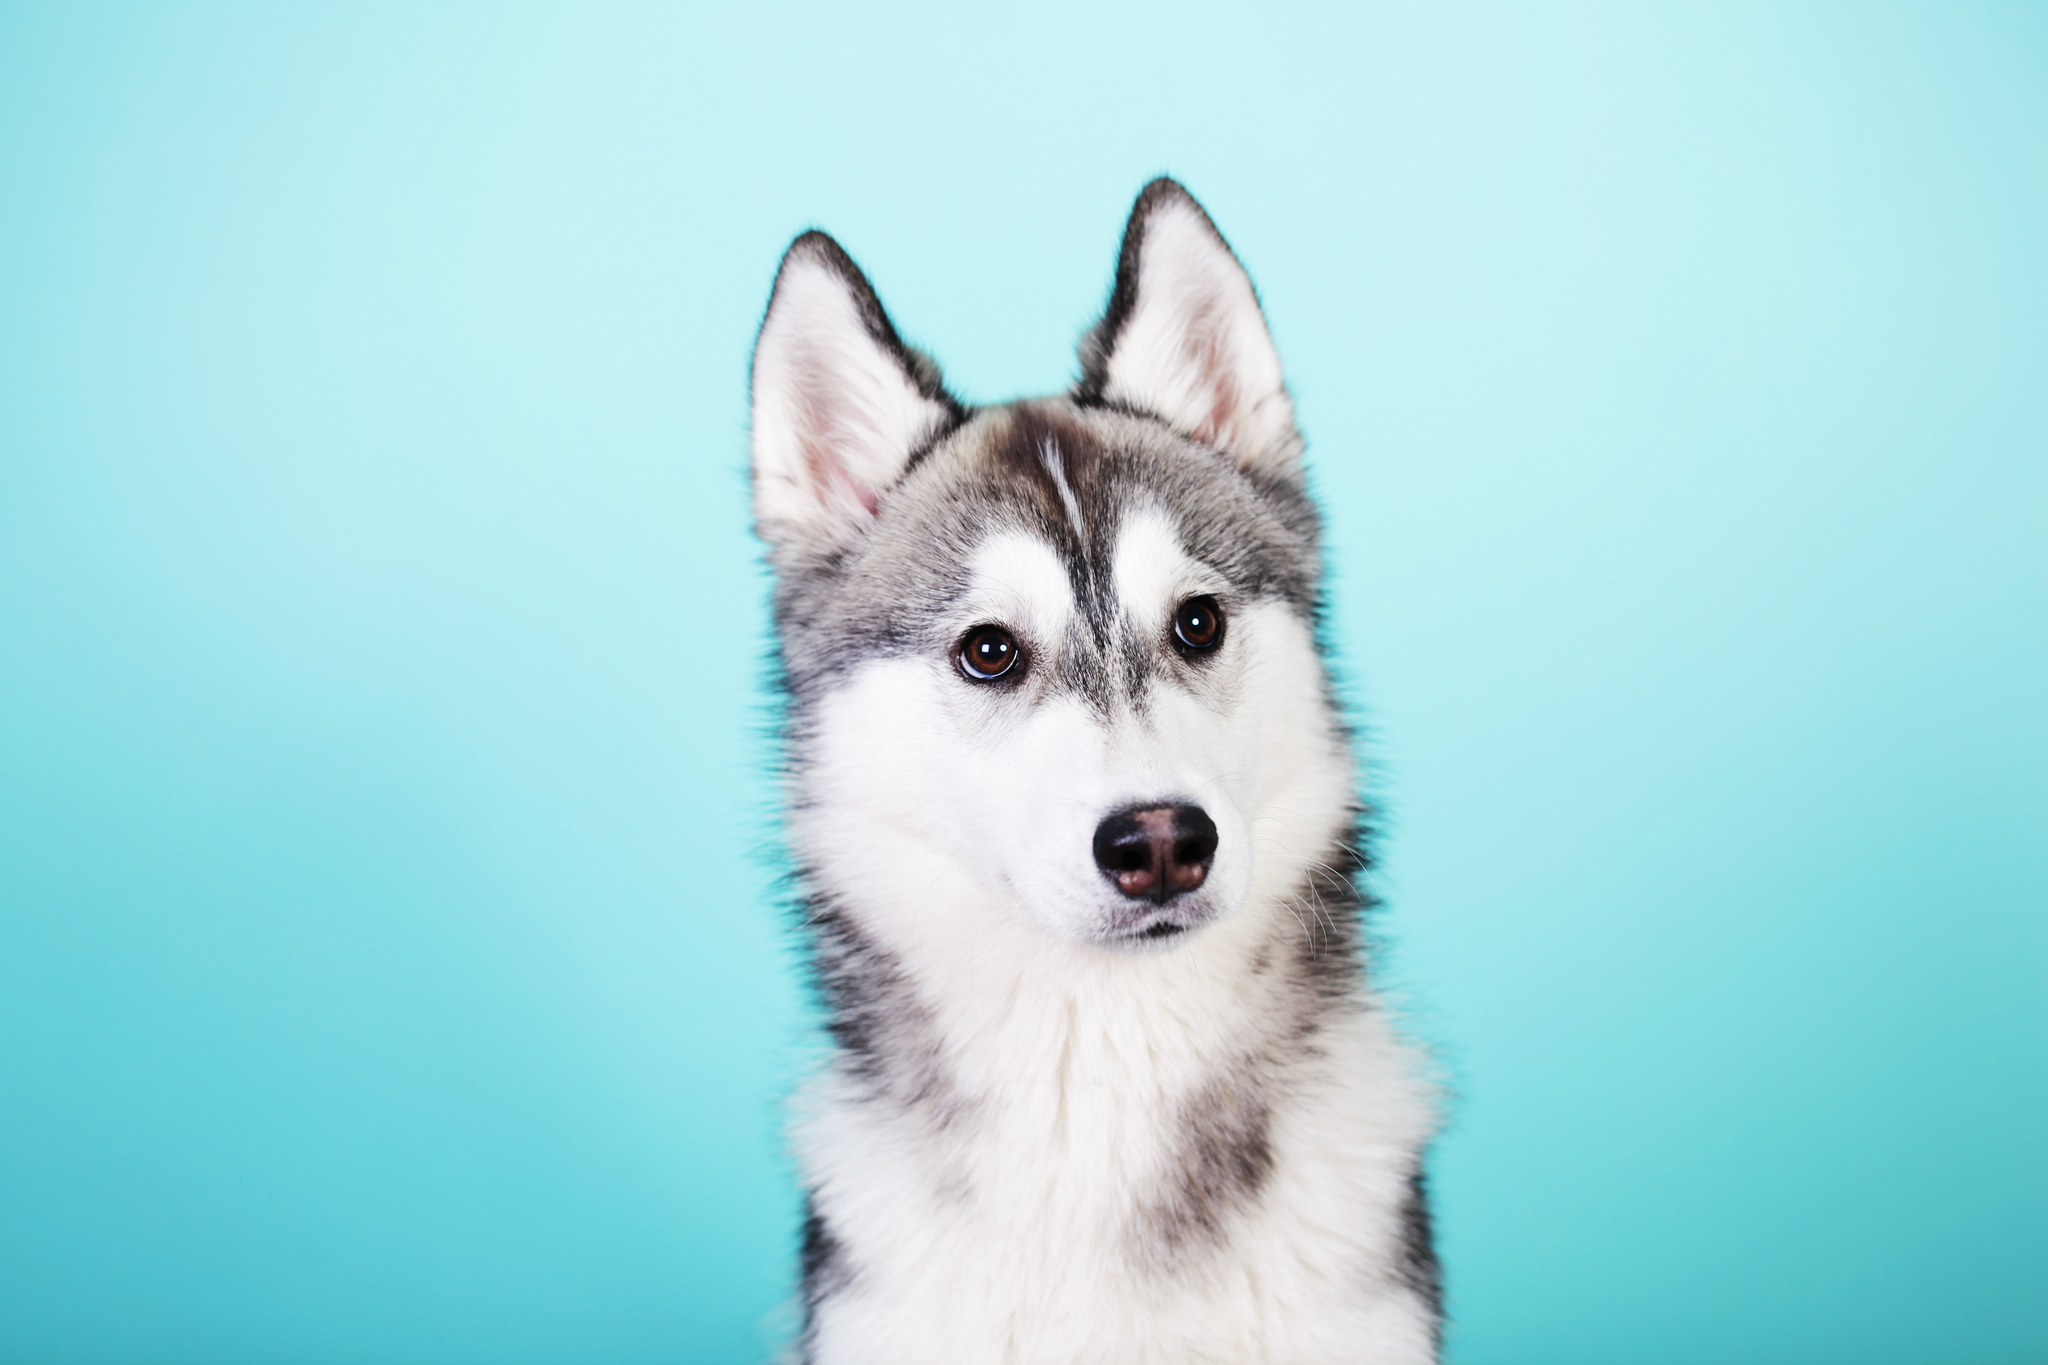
[1078, 180, 1302, 479]
[750, 232, 960, 562]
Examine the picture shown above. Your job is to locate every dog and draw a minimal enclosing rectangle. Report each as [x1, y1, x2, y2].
[748, 179, 1440, 1364]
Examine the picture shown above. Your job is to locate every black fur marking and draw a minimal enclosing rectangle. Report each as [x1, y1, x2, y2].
[1136, 1072, 1275, 1266]
[1396, 1169, 1445, 1337]
[797, 1193, 849, 1361]
[800, 1195, 847, 1303]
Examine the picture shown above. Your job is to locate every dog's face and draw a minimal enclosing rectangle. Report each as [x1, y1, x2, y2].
[752, 183, 1351, 950]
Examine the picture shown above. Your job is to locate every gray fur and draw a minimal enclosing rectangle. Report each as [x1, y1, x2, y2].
[805, 899, 965, 1123]
[1136, 1068, 1276, 1268]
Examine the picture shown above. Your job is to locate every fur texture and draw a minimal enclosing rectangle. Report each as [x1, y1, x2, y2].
[750, 179, 1439, 1364]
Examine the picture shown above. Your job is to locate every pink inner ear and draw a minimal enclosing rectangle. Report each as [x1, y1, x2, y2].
[1184, 308, 1242, 449]
[807, 444, 880, 517]
[796, 377, 884, 520]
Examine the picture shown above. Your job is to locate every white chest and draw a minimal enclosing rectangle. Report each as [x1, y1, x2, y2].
[794, 986, 1438, 1365]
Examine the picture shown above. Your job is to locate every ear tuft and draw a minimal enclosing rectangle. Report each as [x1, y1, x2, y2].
[1078, 180, 1302, 478]
[750, 232, 960, 563]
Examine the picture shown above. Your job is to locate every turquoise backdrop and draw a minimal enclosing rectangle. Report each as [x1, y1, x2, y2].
[2, 5, 2042, 1363]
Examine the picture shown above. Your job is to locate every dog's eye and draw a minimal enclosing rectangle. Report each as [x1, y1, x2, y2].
[1173, 596, 1224, 653]
[957, 625, 1021, 681]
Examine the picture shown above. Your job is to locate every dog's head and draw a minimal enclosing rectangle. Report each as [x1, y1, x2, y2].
[751, 181, 1351, 951]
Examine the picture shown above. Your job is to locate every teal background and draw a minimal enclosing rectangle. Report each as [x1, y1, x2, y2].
[2, 4, 2042, 1362]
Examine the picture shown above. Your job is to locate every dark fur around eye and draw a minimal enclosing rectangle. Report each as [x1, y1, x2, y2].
[957, 624, 1023, 681]
[1173, 596, 1225, 655]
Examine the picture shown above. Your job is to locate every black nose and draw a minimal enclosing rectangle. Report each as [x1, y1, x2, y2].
[1092, 805, 1218, 904]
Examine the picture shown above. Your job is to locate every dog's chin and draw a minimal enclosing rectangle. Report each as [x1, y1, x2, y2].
[1087, 897, 1226, 954]
[1006, 874, 1235, 953]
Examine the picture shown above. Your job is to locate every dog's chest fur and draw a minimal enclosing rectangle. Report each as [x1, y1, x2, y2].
[795, 915, 1436, 1364]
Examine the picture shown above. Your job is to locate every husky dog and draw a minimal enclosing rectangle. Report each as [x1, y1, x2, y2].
[749, 179, 1439, 1364]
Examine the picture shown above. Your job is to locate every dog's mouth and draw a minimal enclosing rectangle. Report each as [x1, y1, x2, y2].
[1099, 905, 1213, 950]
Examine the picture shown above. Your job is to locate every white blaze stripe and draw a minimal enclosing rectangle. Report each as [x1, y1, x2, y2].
[1039, 438, 1088, 548]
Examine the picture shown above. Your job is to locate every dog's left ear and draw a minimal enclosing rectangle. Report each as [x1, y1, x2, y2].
[1079, 179, 1302, 479]
[750, 231, 960, 565]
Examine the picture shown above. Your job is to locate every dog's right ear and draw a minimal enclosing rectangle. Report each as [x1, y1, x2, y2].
[1078, 180, 1302, 481]
[750, 232, 959, 564]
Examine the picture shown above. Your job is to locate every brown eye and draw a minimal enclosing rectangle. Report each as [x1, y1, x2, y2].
[1173, 596, 1224, 652]
[957, 625, 1021, 681]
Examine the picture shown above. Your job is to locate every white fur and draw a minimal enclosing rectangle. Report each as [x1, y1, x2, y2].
[963, 530, 1076, 646]
[1111, 505, 1201, 629]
